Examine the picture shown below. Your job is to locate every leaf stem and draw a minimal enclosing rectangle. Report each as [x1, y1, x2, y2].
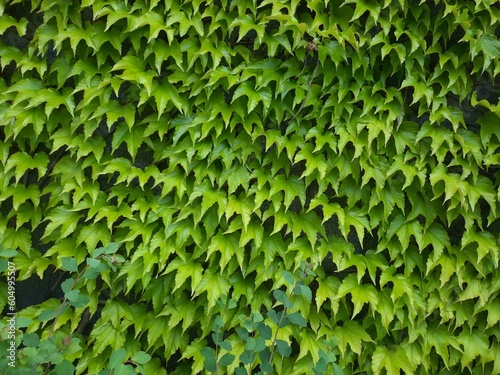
[268, 265, 311, 364]
[287, 58, 320, 125]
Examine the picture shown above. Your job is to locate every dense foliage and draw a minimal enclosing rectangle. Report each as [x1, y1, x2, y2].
[1, 0, 500, 373]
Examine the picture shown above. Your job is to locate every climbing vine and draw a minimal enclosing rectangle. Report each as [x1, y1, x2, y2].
[1, 0, 500, 374]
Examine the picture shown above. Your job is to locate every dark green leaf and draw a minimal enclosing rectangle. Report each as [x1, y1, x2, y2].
[295, 285, 312, 301]
[273, 290, 292, 308]
[276, 339, 292, 357]
[61, 257, 78, 272]
[131, 351, 151, 365]
[200, 347, 216, 372]
[281, 270, 296, 284]
[287, 312, 307, 327]
[22, 333, 40, 347]
[219, 353, 235, 366]
[110, 348, 126, 370]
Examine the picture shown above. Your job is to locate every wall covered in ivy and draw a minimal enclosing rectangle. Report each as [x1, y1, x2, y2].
[1, 0, 500, 373]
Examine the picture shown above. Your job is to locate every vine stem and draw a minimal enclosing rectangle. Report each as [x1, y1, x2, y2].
[215, 296, 230, 375]
[47, 264, 88, 339]
[287, 58, 320, 125]
[268, 264, 312, 364]
[48, 255, 107, 339]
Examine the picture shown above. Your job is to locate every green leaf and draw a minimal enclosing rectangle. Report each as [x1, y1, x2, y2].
[39, 309, 58, 321]
[257, 323, 272, 340]
[281, 270, 296, 285]
[297, 330, 322, 363]
[111, 122, 144, 161]
[111, 55, 156, 96]
[287, 312, 307, 327]
[269, 175, 306, 211]
[372, 345, 414, 375]
[276, 339, 292, 357]
[65, 289, 80, 303]
[219, 353, 235, 366]
[53, 360, 76, 375]
[219, 340, 232, 351]
[200, 348, 217, 372]
[0, 14, 28, 35]
[267, 310, 288, 328]
[334, 321, 373, 356]
[474, 34, 500, 58]
[0, 248, 18, 257]
[132, 351, 151, 365]
[315, 276, 340, 313]
[4, 151, 49, 183]
[153, 79, 186, 118]
[110, 348, 127, 370]
[239, 350, 256, 365]
[22, 333, 40, 347]
[273, 290, 292, 309]
[317, 40, 346, 66]
[245, 337, 266, 352]
[92, 242, 120, 257]
[43, 207, 82, 241]
[295, 285, 312, 301]
[61, 257, 78, 273]
[71, 294, 90, 308]
[86, 258, 101, 269]
[458, 328, 489, 369]
[194, 270, 231, 310]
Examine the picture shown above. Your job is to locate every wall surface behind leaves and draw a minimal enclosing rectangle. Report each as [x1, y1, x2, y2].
[1, 0, 500, 374]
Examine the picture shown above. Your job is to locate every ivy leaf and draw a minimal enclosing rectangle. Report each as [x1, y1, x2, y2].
[226, 195, 253, 230]
[376, 288, 395, 332]
[232, 81, 271, 113]
[372, 346, 414, 375]
[315, 276, 340, 313]
[219, 353, 235, 366]
[425, 325, 462, 367]
[336, 274, 379, 318]
[229, 14, 265, 43]
[53, 360, 76, 375]
[287, 312, 307, 327]
[297, 330, 322, 363]
[131, 351, 151, 365]
[472, 34, 500, 71]
[111, 123, 144, 161]
[194, 270, 231, 311]
[200, 348, 216, 373]
[294, 285, 312, 301]
[4, 151, 49, 183]
[207, 231, 242, 273]
[111, 55, 156, 96]
[110, 348, 127, 370]
[317, 40, 346, 66]
[269, 175, 306, 209]
[334, 321, 373, 356]
[458, 330, 489, 369]
[153, 79, 186, 118]
[422, 223, 450, 262]
[273, 290, 293, 309]
[60, 257, 78, 273]
[42, 207, 82, 241]
[281, 270, 296, 285]
[291, 210, 325, 246]
[164, 256, 203, 294]
[276, 339, 292, 357]
[0, 14, 28, 35]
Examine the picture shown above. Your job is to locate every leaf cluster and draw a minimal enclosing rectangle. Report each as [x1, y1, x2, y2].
[0, 0, 499, 374]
